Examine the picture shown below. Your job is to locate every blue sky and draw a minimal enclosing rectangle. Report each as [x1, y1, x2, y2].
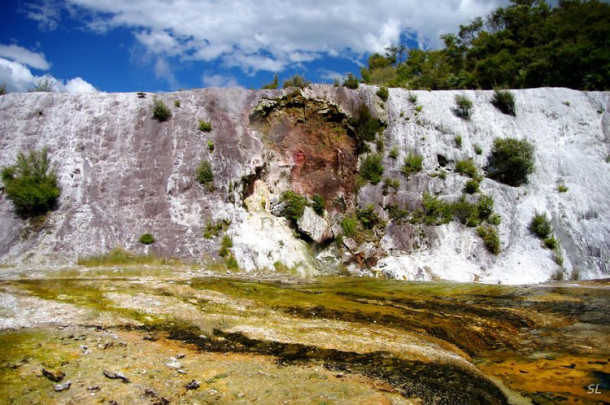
[0, 0, 509, 93]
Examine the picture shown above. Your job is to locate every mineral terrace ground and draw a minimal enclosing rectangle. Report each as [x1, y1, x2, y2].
[0, 265, 608, 404]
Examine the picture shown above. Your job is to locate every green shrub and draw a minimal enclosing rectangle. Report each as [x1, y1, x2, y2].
[491, 90, 515, 116]
[281, 191, 308, 221]
[383, 177, 400, 192]
[477, 225, 500, 254]
[262, 73, 279, 89]
[1, 148, 60, 218]
[283, 74, 310, 89]
[451, 195, 480, 226]
[488, 213, 502, 225]
[557, 185, 568, 193]
[312, 195, 325, 216]
[544, 235, 559, 250]
[174, 100, 181, 108]
[359, 153, 384, 185]
[401, 152, 423, 177]
[341, 216, 358, 237]
[204, 219, 230, 239]
[456, 159, 478, 178]
[464, 179, 479, 194]
[487, 138, 535, 186]
[196, 160, 214, 187]
[454, 135, 463, 148]
[219, 235, 233, 257]
[343, 73, 359, 89]
[476, 195, 494, 220]
[139, 233, 155, 245]
[389, 146, 399, 159]
[350, 104, 384, 146]
[454, 95, 473, 120]
[152, 97, 172, 122]
[137, 92, 146, 99]
[415, 105, 423, 112]
[529, 212, 552, 239]
[407, 93, 417, 104]
[474, 144, 483, 155]
[207, 140, 215, 152]
[357, 205, 385, 230]
[376, 86, 389, 101]
[198, 119, 212, 132]
[422, 193, 453, 225]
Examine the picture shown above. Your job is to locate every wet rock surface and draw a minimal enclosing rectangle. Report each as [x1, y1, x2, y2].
[0, 268, 608, 404]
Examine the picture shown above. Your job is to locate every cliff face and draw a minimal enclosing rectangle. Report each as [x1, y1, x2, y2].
[0, 86, 608, 283]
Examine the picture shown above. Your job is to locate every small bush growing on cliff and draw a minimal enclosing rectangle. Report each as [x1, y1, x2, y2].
[198, 119, 212, 132]
[464, 179, 479, 194]
[529, 212, 552, 239]
[359, 153, 384, 185]
[401, 152, 423, 177]
[174, 100, 181, 108]
[139, 233, 155, 245]
[389, 146, 399, 159]
[454, 95, 473, 120]
[262, 74, 279, 89]
[350, 104, 384, 147]
[477, 225, 500, 254]
[491, 90, 515, 116]
[357, 205, 385, 230]
[283, 74, 310, 89]
[474, 144, 483, 155]
[456, 159, 478, 178]
[219, 235, 233, 257]
[196, 160, 214, 188]
[376, 86, 389, 101]
[281, 191, 308, 221]
[343, 73, 359, 89]
[207, 140, 215, 152]
[1, 147, 60, 218]
[341, 216, 358, 237]
[454, 135, 462, 148]
[312, 195, 325, 216]
[152, 97, 172, 122]
[486, 137, 535, 186]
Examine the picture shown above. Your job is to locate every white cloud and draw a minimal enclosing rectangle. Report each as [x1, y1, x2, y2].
[64, 77, 97, 93]
[154, 57, 179, 89]
[36, 0, 510, 72]
[0, 44, 50, 70]
[0, 57, 97, 93]
[20, 0, 62, 31]
[202, 73, 240, 88]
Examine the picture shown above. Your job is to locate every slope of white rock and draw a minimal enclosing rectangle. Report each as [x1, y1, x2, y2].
[0, 86, 607, 283]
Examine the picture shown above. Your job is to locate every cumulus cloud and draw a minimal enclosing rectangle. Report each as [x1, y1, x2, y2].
[202, 73, 240, 88]
[0, 44, 50, 70]
[45, 0, 509, 73]
[0, 57, 97, 93]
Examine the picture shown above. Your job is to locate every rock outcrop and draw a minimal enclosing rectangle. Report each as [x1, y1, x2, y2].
[0, 86, 608, 283]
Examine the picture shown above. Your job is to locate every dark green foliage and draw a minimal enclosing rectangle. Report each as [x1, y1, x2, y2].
[341, 216, 358, 237]
[198, 120, 212, 132]
[455, 159, 478, 178]
[530, 213, 552, 239]
[137, 92, 146, 98]
[421, 193, 453, 226]
[174, 100, 181, 108]
[343, 73, 360, 89]
[407, 93, 417, 104]
[283, 74, 310, 89]
[491, 90, 515, 116]
[262, 74, 279, 89]
[376, 86, 389, 101]
[487, 138, 535, 186]
[196, 160, 214, 187]
[544, 235, 559, 250]
[557, 185, 568, 193]
[382, 177, 400, 194]
[219, 235, 233, 258]
[389, 146, 399, 159]
[204, 219, 231, 239]
[152, 97, 171, 122]
[454, 95, 473, 120]
[356, 205, 385, 230]
[281, 191, 308, 221]
[207, 140, 215, 152]
[454, 135, 463, 148]
[477, 225, 500, 254]
[359, 153, 384, 185]
[359, 1, 610, 91]
[1, 148, 60, 218]
[139, 233, 155, 245]
[350, 104, 384, 147]
[476, 195, 494, 220]
[451, 195, 480, 227]
[464, 179, 479, 194]
[401, 152, 423, 177]
[474, 144, 483, 155]
[312, 195, 325, 216]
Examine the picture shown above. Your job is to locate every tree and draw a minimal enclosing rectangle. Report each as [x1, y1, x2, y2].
[486, 138, 535, 186]
[1, 148, 60, 218]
